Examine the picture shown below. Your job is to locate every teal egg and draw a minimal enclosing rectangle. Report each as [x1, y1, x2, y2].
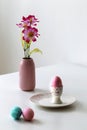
[11, 106, 22, 120]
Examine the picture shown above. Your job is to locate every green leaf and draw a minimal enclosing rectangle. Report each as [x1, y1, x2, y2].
[21, 39, 24, 48]
[30, 48, 42, 55]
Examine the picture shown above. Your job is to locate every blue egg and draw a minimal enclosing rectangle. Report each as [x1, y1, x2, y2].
[11, 106, 22, 120]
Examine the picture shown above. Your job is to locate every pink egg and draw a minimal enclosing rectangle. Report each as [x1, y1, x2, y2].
[22, 108, 34, 121]
[50, 76, 63, 88]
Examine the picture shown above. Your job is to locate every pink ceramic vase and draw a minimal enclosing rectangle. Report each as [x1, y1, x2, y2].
[19, 58, 35, 91]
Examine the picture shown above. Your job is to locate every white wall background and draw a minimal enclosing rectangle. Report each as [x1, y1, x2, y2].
[0, 0, 87, 74]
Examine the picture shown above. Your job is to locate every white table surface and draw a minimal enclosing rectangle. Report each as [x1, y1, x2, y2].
[0, 62, 87, 130]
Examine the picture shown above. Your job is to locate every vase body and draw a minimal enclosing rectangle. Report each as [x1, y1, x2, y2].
[19, 58, 35, 91]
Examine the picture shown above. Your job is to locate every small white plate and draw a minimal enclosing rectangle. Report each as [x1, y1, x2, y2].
[30, 93, 76, 108]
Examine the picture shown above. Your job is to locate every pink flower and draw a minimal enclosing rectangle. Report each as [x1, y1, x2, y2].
[16, 15, 41, 58]
[16, 15, 39, 29]
[22, 15, 39, 26]
[22, 27, 40, 43]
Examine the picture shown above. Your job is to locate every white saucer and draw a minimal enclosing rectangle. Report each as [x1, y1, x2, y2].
[30, 93, 76, 108]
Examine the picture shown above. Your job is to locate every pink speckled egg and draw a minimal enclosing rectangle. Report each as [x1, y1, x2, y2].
[50, 76, 63, 88]
[22, 108, 34, 121]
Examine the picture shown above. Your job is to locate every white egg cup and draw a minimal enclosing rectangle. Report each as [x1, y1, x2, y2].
[51, 87, 63, 104]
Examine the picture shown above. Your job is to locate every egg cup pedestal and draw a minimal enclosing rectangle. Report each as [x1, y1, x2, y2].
[51, 95, 62, 104]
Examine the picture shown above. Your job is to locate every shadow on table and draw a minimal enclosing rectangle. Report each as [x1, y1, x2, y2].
[17, 118, 43, 125]
[34, 88, 48, 93]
